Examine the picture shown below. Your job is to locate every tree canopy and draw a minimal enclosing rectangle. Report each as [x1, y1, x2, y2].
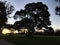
[14, 2, 54, 35]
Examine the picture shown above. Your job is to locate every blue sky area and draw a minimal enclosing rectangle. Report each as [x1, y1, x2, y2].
[1, 0, 60, 31]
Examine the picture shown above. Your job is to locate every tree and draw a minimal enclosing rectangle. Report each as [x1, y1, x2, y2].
[0, 1, 14, 33]
[14, 9, 26, 20]
[14, 2, 54, 36]
[55, 0, 60, 3]
[55, 6, 60, 16]
[5, 2, 14, 15]
[55, 29, 60, 36]
[55, 0, 60, 16]
[24, 2, 54, 34]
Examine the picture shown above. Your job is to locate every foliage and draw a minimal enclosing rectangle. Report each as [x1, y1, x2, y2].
[55, 6, 60, 16]
[0, 1, 54, 35]
[14, 2, 54, 36]
[55, 0, 60, 3]
[55, 0, 60, 16]
[0, 1, 14, 33]
[5, 1, 15, 15]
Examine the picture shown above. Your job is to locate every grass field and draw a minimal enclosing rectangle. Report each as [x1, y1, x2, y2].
[0, 34, 60, 45]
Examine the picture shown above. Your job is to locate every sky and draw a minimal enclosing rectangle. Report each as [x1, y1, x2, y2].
[1, 0, 60, 31]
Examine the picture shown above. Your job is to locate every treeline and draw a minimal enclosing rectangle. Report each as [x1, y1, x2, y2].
[0, 0, 60, 37]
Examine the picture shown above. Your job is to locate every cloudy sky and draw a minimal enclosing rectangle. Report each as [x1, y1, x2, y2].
[1, 0, 60, 31]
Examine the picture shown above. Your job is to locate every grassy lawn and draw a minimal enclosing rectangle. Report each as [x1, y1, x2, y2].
[0, 34, 60, 45]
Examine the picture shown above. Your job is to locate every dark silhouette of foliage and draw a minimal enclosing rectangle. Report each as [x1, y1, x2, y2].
[0, 1, 7, 33]
[6, 3, 14, 15]
[24, 2, 51, 29]
[55, 0, 60, 16]
[14, 9, 26, 20]
[55, 6, 60, 16]
[55, 29, 60, 36]
[55, 0, 60, 3]
[0, 1, 54, 36]
[14, 2, 54, 36]
[44, 27, 54, 35]
[3, 24, 15, 29]
[0, 1, 14, 33]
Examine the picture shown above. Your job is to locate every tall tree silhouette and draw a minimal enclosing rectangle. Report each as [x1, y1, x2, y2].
[14, 2, 54, 36]
[0, 1, 14, 33]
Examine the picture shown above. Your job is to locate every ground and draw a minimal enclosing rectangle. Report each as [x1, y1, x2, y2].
[0, 34, 60, 45]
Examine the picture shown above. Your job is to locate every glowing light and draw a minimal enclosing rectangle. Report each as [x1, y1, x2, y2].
[13, 30, 19, 34]
[2, 28, 28, 34]
[34, 27, 44, 32]
[2, 28, 11, 34]
[19, 28, 28, 33]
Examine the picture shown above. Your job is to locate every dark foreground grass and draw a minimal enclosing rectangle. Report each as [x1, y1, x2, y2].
[0, 34, 60, 45]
